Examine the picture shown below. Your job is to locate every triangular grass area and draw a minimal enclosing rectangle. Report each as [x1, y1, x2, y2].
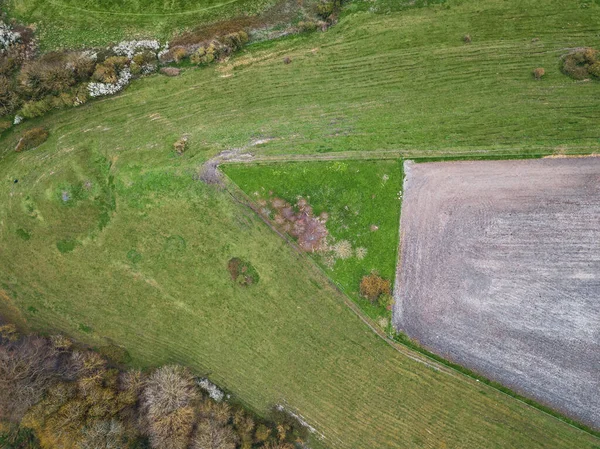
[222, 159, 403, 321]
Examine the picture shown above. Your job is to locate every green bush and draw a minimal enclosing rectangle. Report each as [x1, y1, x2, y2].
[191, 44, 217, 65]
[561, 47, 599, 80]
[298, 21, 319, 32]
[18, 98, 53, 119]
[317, 2, 335, 18]
[14, 127, 49, 152]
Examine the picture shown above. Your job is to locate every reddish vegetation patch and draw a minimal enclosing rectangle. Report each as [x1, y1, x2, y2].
[260, 196, 329, 252]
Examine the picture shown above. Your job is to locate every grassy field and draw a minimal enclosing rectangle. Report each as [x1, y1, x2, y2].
[4, 0, 279, 50]
[223, 160, 402, 321]
[1, 0, 600, 447]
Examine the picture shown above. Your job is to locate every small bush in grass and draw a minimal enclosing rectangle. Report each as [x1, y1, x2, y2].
[463, 34, 472, 44]
[283, 57, 292, 65]
[561, 47, 599, 80]
[227, 257, 260, 286]
[173, 135, 188, 154]
[333, 240, 352, 259]
[360, 272, 391, 302]
[533, 67, 545, 80]
[14, 127, 48, 152]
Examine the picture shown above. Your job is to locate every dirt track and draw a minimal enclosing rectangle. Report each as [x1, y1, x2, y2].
[394, 157, 600, 429]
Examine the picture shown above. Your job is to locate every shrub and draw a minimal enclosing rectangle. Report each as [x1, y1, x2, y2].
[171, 46, 189, 63]
[132, 50, 157, 66]
[298, 21, 319, 33]
[173, 135, 188, 154]
[317, 2, 335, 18]
[359, 272, 391, 302]
[561, 47, 599, 80]
[533, 67, 545, 80]
[283, 57, 292, 65]
[18, 98, 53, 119]
[92, 56, 129, 83]
[18, 54, 78, 98]
[0, 118, 11, 133]
[227, 258, 260, 286]
[333, 240, 352, 259]
[463, 34, 472, 43]
[14, 127, 49, 152]
[0, 75, 19, 116]
[66, 52, 96, 82]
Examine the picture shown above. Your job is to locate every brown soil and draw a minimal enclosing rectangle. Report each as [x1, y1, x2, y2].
[394, 157, 600, 429]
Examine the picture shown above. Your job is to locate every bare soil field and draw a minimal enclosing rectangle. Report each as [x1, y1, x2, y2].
[394, 157, 600, 429]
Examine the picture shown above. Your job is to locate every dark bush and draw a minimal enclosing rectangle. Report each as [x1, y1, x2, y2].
[0, 75, 19, 116]
[67, 52, 96, 82]
[561, 47, 599, 80]
[360, 272, 391, 302]
[14, 127, 49, 152]
[18, 54, 77, 99]
[227, 258, 260, 286]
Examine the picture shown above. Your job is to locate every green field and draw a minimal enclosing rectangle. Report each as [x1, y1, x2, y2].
[1, 0, 600, 447]
[223, 160, 403, 321]
[4, 0, 279, 50]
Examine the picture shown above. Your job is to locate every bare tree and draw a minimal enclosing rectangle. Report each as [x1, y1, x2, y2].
[192, 419, 237, 449]
[0, 335, 59, 422]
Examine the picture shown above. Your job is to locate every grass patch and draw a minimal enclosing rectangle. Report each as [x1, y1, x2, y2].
[16, 228, 31, 241]
[56, 239, 77, 253]
[222, 160, 402, 320]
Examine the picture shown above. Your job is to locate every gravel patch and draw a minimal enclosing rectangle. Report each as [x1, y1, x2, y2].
[394, 157, 600, 429]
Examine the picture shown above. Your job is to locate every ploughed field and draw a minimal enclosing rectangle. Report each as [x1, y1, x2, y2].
[394, 157, 600, 429]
